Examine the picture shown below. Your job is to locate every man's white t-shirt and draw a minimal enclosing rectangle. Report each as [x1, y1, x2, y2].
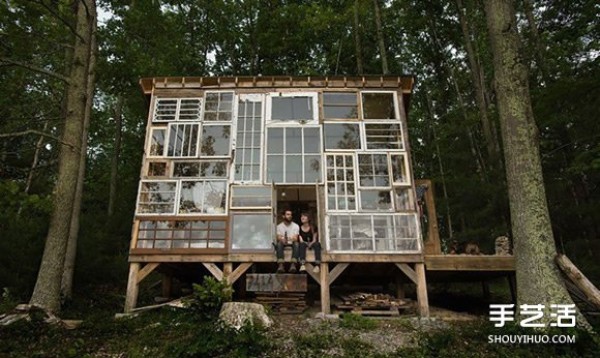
[277, 221, 299, 243]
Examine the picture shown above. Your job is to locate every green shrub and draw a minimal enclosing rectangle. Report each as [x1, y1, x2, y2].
[339, 313, 378, 331]
[188, 276, 233, 319]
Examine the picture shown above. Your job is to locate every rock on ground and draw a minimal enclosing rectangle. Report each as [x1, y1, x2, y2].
[219, 302, 272, 330]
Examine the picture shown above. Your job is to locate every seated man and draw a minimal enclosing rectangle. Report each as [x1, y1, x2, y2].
[275, 209, 300, 273]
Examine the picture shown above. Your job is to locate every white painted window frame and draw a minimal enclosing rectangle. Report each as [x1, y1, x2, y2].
[177, 179, 229, 216]
[146, 127, 168, 158]
[230, 185, 273, 210]
[152, 97, 203, 122]
[362, 121, 405, 151]
[135, 179, 178, 216]
[359, 90, 400, 121]
[165, 122, 201, 158]
[234, 94, 265, 183]
[203, 91, 236, 122]
[323, 121, 362, 152]
[266, 91, 319, 125]
[324, 153, 358, 213]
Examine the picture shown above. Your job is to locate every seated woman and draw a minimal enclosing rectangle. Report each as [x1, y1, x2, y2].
[298, 212, 322, 273]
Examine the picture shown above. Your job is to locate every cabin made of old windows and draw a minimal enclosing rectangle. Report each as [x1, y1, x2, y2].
[126, 76, 509, 316]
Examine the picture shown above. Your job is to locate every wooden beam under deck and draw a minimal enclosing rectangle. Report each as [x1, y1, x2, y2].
[424, 255, 515, 271]
[128, 251, 424, 264]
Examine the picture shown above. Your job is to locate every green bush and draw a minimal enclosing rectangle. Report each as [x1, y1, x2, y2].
[188, 276, 233, 319]
[339, 313, 378, 331]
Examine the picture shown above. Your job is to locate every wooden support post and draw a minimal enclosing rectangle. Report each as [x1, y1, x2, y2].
[223, 263, 233, 281]
[395, 275, 405, 299]
[202, 263, 223, 281]
[482, 281, 490, 300]
[320, 263, 330, 314]
[125, 263, 141, 312]
[507, 274, 517, 304]
[304, 263, 320, 284]
[227, 263, 252, 285]
[162, 274, 172, 298]
[415, 263, 429, 317]
[556, 254, 600, 309]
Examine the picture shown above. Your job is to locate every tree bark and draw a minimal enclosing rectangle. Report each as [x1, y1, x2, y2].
[455, 0, 500, 163]
[107, 95, 124, 217]
[61, 12, 97, 302]
[372, 0, 388, 74]
[29, 0, 96, 313]
[483, 0, 587, 328]
[353, 0, 364, 75]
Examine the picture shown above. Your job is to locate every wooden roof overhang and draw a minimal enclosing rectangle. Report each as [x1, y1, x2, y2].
[139, 75, 415, 113]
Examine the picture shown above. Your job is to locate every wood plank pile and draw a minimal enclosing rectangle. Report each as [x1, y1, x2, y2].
[253, 292, 307, 314]
[335, 292, 411, 316]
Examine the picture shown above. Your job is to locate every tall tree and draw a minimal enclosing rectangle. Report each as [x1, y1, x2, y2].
[483, 0, 587, 326]
[30, 0, 97, 313]
[353, 0, 364, 74]
[372, 0, 389, 74]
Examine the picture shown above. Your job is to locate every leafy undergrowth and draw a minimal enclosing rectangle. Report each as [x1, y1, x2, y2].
[1, 292, 599, 358]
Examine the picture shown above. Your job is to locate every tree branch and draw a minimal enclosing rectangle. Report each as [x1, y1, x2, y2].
[0, 129, 77, 150]
[28, 0, 86, 43]
[0, 57, 70, 83]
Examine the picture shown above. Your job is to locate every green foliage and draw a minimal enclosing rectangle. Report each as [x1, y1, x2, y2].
[339, 313, 378, 331]
[188, 277, 233, 319]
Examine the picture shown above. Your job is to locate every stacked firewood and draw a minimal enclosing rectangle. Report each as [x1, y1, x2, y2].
[253, 292, 307, 314]
[335, 292, 410, 316]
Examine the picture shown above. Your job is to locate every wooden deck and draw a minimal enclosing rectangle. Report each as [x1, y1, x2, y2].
[424, 254, 515, 271]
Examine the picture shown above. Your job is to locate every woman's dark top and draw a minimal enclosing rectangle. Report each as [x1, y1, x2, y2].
[299, 225, 316, 243]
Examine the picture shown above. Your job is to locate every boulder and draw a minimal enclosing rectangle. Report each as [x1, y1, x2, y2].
[219, 302, 272, 330]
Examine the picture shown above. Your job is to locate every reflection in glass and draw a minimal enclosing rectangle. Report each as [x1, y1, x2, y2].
[360, 190, 392, 211]
[150, 129, 166, 156]
[304, 155, 321, 183]
[231, 214, 272, 249]
[138, 181, 176, 214]
[231, 186, 271, 207]
[178, 180, 227, 214]
[178, 99, 202, 121]
[324, 123, 360, 150]
[323, 93, 358, 119]
[167, 124, 199, 157]
[391, 154, 408, 183]
[304, 127, 321, 153]
[358, 154, 390, 187]
[365, 123, 403, 150]
[204, 92, 234, 121]
[153, 99, 177, 121]
[271, 96, 313, 120]
[201, 125, 230, 156]
[148, 162, 167, 177]
[362, 93, 396, 119]
[394, 187, 413, 210]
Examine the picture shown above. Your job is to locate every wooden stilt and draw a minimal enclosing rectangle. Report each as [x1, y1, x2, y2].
[507, 274, 516, 304]
[202, 263, 224, 281]
[223, 263, 233, 281]
[162, 274, 172, 298]
[415, 263, 429, 317]
[125, 263, 141, 312]
[395, 275, 405, 299]
[320, 263, 330, 314]
[227, 263, 252, 285]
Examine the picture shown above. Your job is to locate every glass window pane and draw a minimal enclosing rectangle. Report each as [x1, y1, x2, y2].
[394, 187, 413, 211]
[231, 186, 271, 207]
[202, 181, 227, 214]
[231, 214, 273, 250]
[303, 127, 321, 153]
[153, 99, 177, 122]
[304, 155, 321, 183]
[362, 93, 396, 119]
[323, 93, 358, 119]
[394, 214, 418, 239]
[138, 181, 176, 214]
[285, 155, 302, 183]
[149, 129, 166, 156]
[358, 154, 389, 187]
[286, 128, 302, 153]
[271, 96, 313, 120]
[324, 123, 360, 150]
[266, 155, 284, 182]
[173, 162, 200, 177]
[179, 181, 204, 213]
[365, 123, 403, 150]
[201, 125, 230, 156]
[167, 124, 199, 157]
[148, 162, 167, 177]
[391, 154, 408, 184]
[204, 92, 234, 122]
[178, 98, 202, 121]
[360, 190, 392, 211]
[267, 128, 283, 153]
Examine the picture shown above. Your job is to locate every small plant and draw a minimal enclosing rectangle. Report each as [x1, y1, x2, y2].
[0, 287, 18, 313]
[339, 313, 378, 331]
[188, 276, 233, 319]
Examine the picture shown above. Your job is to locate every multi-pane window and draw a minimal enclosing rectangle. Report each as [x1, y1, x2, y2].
[327, 214, 419, 252]
[178, 180, 227, 215]
[204, 92, 234, 121]
[269, 92, 317, 122]
[326, 154, 356, 211]
[230, 186, 272, 208]
[364, 123, 403, 150]
[148, 128, 166, 157]
[394, 187, 414, 211]
[153, 98, 202, 122]
[172, 161, 228, 178]
[235, 96, 263, 182]
[230, 213, 273, 250]
[324, 123, 361, 150]
[361, 92, 397, 120]
[137, 220, 227, 249]
[167, 123, 199, 157]
[323, 92, 358, 119]
[357, 154, 390, 187]
[200, 125, 231, 157]
[137, 181, 177, 215]
[266, 127, 321, 183]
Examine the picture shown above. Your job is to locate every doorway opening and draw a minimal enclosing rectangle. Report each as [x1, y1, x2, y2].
[275, 185, 317, 226]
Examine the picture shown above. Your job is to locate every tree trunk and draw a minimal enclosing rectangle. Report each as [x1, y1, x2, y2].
[29, 0, 96, 313]
[455, 0, 500, 163]
[353, 0, 364, 75]
[372, 0, 388, 74]
[483, 0, 587, 328]
[107, 95, 124, 218]
[61, 13, 97, 303]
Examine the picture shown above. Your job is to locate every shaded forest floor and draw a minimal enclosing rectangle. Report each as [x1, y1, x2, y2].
[1, 284, 599, 358]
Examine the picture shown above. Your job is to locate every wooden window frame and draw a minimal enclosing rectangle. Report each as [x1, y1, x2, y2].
[321, 92, 359, 121]
[177, 179, 229, 216]
[323, 122, 362, 152]
[359, 90, 400, 121]
[135, 180, 178, 216]
[229, 211, 274, 252]
[146, 127, 168, 158]
[230, 185, 272, 210]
